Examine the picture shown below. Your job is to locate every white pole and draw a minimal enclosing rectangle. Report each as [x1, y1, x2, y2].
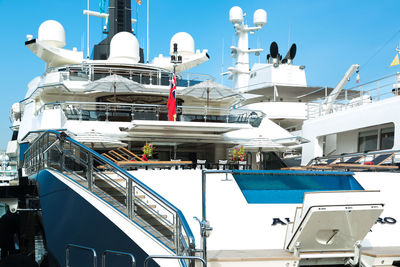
[87, 0, 90, 58]
[146, 0, 149, 63]
[221, 38, 224, 85]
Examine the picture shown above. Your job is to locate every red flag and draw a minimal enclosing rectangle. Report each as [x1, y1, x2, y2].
[167, 74, 177, 121]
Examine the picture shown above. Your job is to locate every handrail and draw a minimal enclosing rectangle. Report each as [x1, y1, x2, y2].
[66, 244, 97, 267]
[37, 101, 265, 116]
[35, 101, 265, 127]
[306, 73, 400, 118]
[24, 130, 195, 258]
[144, 255, 206, 267]
[102, 250, 136, 267]
[309, 148, 400, 166]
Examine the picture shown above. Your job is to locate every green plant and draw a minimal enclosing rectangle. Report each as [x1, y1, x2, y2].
[142, 142, 154, 157]
[232, 145, 245, 162]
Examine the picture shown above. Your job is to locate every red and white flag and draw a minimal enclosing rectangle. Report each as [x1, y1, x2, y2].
[167, 74, 177, 121]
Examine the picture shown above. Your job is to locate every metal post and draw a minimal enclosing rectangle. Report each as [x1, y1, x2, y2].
[175, 218, 181, 254]
[60, 138, 65, 172]
[201, 170, 207, 261]
[79, 104, 83, 121]
[127, 180, 133, 219]
[87, 154, 93, 191]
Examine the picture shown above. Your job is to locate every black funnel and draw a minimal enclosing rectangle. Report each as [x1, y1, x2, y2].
[270, 42, 279, 59]
[92, 0, 144, 61]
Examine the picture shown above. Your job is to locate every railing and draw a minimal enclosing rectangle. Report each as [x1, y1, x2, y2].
[308, 149, 400, 166]
[66, 244, 97, 267]
[102, 250, 136, 267]
[23, 130, 196, 264]
[47, 63, 213, 88]
[36, 101, 265, 127]
[306, 73, 400, 119]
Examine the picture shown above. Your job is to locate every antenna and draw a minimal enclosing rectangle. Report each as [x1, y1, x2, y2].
[226, 6, 266, 91]
[221, 38, 224, 85]
[146, 0, 150, 63]
[86, 0, 90, 58]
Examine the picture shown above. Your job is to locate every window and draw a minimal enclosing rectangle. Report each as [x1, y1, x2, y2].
[358, 130, 378, 152]
[380, 127, 394, 150]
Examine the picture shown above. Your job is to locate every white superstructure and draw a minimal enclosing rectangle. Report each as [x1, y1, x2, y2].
[5, 2, 400, 267]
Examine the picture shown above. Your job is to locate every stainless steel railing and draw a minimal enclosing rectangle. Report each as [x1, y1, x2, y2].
[306, 73, 400, 119]
[308, 149, 400, 166]
[36, 101, 265, 127]
[24, 130, 196, 262]
[46, 63, 214, 88]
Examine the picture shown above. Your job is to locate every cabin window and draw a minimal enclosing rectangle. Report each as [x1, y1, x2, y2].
[380, 126, 394, 150]
[358, 130, 378, 152]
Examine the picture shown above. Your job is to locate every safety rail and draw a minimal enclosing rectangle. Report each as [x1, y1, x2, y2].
[36, 101, 265, 127]
[102, 250, 136, 267]
[66, 244, 97, 267]
[306, 73, 400, 119]
[23, 130, 196, 262]
[144, 255, 206, 267]
[46, 63, 213, 87]
[308, 149, 400, 166]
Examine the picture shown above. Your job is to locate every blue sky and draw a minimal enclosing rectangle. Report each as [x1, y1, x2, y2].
[0, 0, 399, 149]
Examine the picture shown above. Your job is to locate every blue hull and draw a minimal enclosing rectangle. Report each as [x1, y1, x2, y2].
[36, 170, 159, 267]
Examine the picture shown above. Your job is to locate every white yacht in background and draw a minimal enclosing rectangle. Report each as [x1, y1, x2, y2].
[2, 1, 400, 267]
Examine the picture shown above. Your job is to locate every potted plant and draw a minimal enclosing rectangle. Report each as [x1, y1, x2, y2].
[232, 145, 245, 162]
[142, 142, 154, 161]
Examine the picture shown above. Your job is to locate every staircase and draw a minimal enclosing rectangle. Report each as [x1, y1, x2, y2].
[23, 130, 195, 261]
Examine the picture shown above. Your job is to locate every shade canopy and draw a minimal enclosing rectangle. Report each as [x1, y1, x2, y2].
[85, 74, 144, 93]
[71, 131, 127, 149]
[180, 80, 241, 100]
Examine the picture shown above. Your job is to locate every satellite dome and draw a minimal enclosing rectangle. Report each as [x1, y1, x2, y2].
[170, 32, 194, 57]
[109, 32, 140, 64]
[38, 20, 66, 48]
[229, 6, 243, 24]
[253, 9, 267, 26]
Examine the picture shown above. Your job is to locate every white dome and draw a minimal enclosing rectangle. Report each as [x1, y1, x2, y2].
[38, 20, 66, 48]
[254, 9, 267, 26]
[169, 32, 195, 57]
[229, 6, 243, 24]
[109, 32, 140, 64]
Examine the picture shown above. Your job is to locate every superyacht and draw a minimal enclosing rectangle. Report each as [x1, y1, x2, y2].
[1, 1, 400, 267]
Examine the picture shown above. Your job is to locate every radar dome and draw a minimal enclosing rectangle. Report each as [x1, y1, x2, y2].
[253, 9, 267, 26]
[169, 32, 194, 57]
[38, 20, 66, 48]
[229, 6, 243, 24]
[109, 32, 140, 63]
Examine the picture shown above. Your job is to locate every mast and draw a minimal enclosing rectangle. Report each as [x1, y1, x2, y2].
[92, 0, 134, 60]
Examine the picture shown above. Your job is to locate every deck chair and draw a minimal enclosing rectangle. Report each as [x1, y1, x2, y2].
[342, 156, 363, 164]
[197, 160, 206, 170]
[218, 160, 228, 170]
[324, 158, 339, 165]
[333, 153, 398, 170]
[370, 153, 394, 165]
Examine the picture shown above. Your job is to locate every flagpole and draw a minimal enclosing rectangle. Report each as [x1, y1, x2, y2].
[146, 0, 149, 63]
[87, 0, 90, 58]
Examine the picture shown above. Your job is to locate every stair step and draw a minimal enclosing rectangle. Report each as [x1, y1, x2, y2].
[65, 172, 176, 248]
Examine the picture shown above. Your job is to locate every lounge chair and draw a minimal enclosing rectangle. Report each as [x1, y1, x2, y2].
[333, 153, 398, 170]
